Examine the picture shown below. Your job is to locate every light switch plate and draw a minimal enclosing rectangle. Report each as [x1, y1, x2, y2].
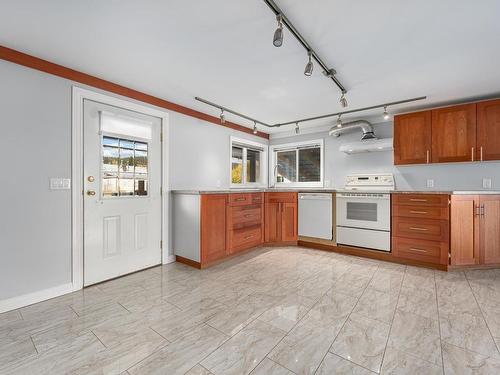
[50, 178, 71, 190]
[325, 180, 331, 187]
[427, 179, 434, 188]
[483, 178, 492, 189]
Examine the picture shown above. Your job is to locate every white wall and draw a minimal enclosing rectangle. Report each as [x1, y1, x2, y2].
[270, 123, 500, 191]
[0, 59, 266, 301]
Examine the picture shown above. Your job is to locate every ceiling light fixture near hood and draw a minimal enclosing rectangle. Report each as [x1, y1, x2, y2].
[339, 93, 348, 108]
[295, 122, 300, 134]
[220, 109, 225, 124]
[383, 106, 390, 120]
[304, 51, 313, 76]
[253, 121, 258, 134]
[273, 14, 284, 47]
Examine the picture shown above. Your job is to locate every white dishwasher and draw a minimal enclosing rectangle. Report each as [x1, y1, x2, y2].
[298, 193, 333, 240]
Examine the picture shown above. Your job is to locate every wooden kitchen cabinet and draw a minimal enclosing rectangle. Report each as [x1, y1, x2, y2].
[265, 193, 298, 244]
[394, 111, 432, 165]
[431, 104, 477, 163]
[200, 194, 228, 264]
[451, 195, 500, 266]
[477, 99, 500, 161]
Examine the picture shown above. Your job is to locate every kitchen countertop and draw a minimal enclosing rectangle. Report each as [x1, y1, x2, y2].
[172, 189, 500, 195]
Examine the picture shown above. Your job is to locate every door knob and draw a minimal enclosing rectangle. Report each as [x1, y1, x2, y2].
[87, 190, 96, 196]
[87, 176, 95, 182]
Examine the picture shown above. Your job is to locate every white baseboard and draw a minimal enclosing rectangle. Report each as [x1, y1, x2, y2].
[163, 254, 176, 264]
[0, 282, 74, 314]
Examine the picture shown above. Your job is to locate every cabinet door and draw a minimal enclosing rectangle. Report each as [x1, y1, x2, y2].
[394, 111, 432, 165]
[431, 104, 477, 163]
[480, 195, 500, 264]
[265, 202, 281, 243]
[281, 202, 298, 242]
[201, 194, 227, 264]
[477, 99, 500, 161]
[450, 195, 479, 265]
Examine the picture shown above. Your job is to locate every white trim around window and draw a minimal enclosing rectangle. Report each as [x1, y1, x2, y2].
[270, 139, 324, 188]
[230, 136, 268, 188]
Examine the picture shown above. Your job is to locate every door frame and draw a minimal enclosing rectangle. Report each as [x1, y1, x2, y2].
[71, 86, 172, 291]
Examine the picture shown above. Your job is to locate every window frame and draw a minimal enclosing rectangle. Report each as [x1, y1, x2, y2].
[229, 136, 268, 189]
[270, 139, 324, 188]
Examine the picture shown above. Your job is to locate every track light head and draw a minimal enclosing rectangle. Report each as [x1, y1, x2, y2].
[383, 106, 390, 120]
[304, 51, 313, 76]
[339, 93, 348, 108]
[253, 122, 258, 134]
[220, 109, 225, 124]
[336, 115, 342, 128]
[273, 15, 283, 47]
[295, 122, 300, 134]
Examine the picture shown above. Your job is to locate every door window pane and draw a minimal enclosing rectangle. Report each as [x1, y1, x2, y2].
[246, 149, 260, 183]
[298, 147, 321, 182]
[232, 146, 243, 184]
[102, 136, 149, 197]
[277, 150, 296, 183]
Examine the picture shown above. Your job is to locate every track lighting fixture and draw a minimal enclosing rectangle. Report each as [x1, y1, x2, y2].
[336, 115, 342, 128]
[383, 106, 390, 120]
[220, 109, 225, 124]
[295, 122, 300, 134]
[273, 14, 284, 47]
[304, 51, 313, 76]
[339, 93, 348, 108]
[253, 121, 258, 134]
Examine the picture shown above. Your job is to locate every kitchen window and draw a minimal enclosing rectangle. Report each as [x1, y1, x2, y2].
[230, 137, 268, 188]
[271, 139, 323, 187]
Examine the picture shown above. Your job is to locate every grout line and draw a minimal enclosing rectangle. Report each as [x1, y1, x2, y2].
[29, 335, 39, 355]
[90, 330, 107, 349]
[149, 326, 171, 343]
[434, 270, 446, 374]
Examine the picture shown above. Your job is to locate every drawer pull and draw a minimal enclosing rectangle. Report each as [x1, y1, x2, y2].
[410, 198, 427, 202]
[409, 247, 428, 253]
[244, 234, 254, 240]
[244, 214, 254, 218]
[409, 227, 428, 231]
[409, 210, 428, 214]
[235, 197, 246, 201]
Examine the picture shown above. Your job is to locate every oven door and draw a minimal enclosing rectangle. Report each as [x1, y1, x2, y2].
[336, 194, 391, 231]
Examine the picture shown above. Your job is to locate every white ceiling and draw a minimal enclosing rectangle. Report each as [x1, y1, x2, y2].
[1, 0, 500, 134]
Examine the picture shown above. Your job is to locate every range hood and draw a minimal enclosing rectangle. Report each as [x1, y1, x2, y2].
[339, 138, 393, 154]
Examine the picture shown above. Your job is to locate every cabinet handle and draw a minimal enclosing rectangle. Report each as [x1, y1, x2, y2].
[471, 147, 475, 162]
[409, 227, 429, 231]
[409, 247, 428, 253]
[480, 146, 483, 161]
[426, 150, 430, 164]
[475, 205, 481, 216]
[244, 234, 254, 240]
[410, 210, 428, 214]
[480, 204, 485, 217]
[244, 214, 254, 218]
[410, 198, 427, 202]
[235, 197, 246, 201]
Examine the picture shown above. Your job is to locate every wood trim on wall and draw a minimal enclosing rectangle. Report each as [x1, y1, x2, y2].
[0, 45, 269, 139]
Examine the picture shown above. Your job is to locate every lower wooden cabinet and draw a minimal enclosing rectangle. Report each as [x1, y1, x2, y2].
[200, 194, 228, 264]
[265, 193, 298, 244]
[451, 195, 500, 265]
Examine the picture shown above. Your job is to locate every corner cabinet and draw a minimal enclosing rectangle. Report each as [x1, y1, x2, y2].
[394, 98, 500, 165]
[394, 111, 432, 165]
[451, 195, 500, 266]
[265, 192, 298, 244]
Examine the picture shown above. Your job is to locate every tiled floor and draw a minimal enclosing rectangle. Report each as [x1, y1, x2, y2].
[2, 247, 500, 374]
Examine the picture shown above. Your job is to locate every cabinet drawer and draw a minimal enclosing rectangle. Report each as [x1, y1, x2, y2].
[230, 206, 262, 227]
[393, 205, 449, 220]
[393, 217, 449, 242]
[266, 192, 297, 203]
[393, 194, 449, 207]
[393, 237, 448, 265]
[228, 193, 251, 206]
[231, 225, 262, 251]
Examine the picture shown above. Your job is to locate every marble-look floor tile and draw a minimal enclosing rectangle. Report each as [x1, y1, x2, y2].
[129, 324, 227, 375]
[388, 309, 442, 365]
[202, 320, 285, 375]
[0, 338, 37, 371]
[316, 353, 374, 375]
[258, 301, 310, 332]
[250, 358, 294, 375]
[442, 342, 500, 375]
[206, 301, 266, 336]
[186, 364, 214, 375]
[330, 312, 391, 373]
[0, 310, 22, 326]
[353, 288, 398, 324]
[381, 344, 443, 374]
[480, 304, 500, 338]
[397, 286, 438, 320]
[367, 271, 403, 295]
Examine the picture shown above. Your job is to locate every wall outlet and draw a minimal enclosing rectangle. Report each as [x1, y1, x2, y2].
[325, 180, 331, 187]
[50, 178, 71, 190]
[483, 178, 492, 189]
[426, 179, 434, 188]
[216, 179, 221, 188]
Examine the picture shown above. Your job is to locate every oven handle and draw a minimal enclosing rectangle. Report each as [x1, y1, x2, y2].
[336, 195, 390, 200]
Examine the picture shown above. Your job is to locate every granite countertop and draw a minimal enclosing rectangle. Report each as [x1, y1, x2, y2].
[172, 189, 500, 195]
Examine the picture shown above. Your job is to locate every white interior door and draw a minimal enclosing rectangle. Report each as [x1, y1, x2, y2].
[83, 99, 162, 286]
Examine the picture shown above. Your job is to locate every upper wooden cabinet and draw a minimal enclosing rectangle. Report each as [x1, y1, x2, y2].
[431, 104, 476, 163]
[394, 111, 432, 165]
[477, 99, 500, 161]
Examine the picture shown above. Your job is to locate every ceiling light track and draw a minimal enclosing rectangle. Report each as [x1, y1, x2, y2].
[262, 0, 347, 95]
[195, 97, 271, 127]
